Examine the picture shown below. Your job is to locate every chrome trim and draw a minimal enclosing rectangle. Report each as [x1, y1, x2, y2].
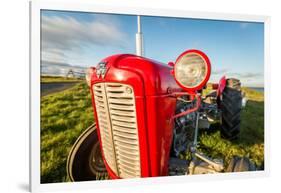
[93, 83, 140, 178]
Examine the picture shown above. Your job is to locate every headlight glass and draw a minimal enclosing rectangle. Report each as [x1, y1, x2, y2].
[175, 53, 207, 88]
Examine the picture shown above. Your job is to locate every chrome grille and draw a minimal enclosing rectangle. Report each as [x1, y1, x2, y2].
[93, 83, 140, 178]
[93, 83, 118, 174]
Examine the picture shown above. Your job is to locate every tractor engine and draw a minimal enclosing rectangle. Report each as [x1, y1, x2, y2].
[172, 99, 197, 157]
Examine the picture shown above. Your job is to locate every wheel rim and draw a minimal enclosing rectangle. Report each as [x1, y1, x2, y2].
[89, 141, 107, 175]
[67, 124, 108, 181]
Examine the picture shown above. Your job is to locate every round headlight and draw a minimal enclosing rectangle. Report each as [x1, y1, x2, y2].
[174, 50, 211, 92]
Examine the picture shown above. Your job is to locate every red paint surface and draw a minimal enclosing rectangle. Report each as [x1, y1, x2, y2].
[89, 54, 181, 178]
[89, 52, 211, 178]
[217, 76, 227, 98]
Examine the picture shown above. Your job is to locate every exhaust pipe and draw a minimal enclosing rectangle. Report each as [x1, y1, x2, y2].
[136, 16, 144, 56]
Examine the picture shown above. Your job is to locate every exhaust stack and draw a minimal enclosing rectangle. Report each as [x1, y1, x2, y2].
[136, 16, 144, 56]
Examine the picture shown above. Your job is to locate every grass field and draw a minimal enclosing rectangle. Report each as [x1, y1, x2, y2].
[41, 75, 83, 83]
[41, 82, 94, 183]
[40, 82, 264, 183]
[198, 87, 264, 167]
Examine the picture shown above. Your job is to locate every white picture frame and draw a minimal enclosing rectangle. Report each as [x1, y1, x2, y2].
[30, 0, 270, 192]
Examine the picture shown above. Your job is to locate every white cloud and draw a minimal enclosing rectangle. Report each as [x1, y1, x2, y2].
[212, 68, 229, 75]
[41, 60, 86, 76]
[240, 22, 250, 29]
[41, 48, 65, 62]
[210, 69, 263, 87]
[42, 15, 128, 50]
[41, 14, 129, 75]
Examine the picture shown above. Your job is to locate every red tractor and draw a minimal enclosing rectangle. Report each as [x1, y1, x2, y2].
[67, 49, 255, 181]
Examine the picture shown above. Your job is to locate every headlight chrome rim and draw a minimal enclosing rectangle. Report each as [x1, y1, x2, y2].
[174, 49, 211, 93]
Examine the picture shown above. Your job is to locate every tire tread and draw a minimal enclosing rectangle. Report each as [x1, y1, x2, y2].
[221, 78, 242, 140]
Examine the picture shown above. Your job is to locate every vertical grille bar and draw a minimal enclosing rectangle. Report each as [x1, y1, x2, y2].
[93, 82, 140, 178]
[93, 83, 118, 174]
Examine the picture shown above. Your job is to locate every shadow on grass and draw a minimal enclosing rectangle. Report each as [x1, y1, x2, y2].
[201, 100, 264, 146]
[234, 100, 264, 146]
[198, 99, 264, 167]
[41, 160, 67, 184]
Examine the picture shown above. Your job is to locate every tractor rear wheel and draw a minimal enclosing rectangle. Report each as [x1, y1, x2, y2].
[221, 78, 242, 140]
[67, 124, 108, 181]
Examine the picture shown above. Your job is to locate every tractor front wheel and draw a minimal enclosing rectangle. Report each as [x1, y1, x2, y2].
[67, 124, 108, 181]
[220, 78, 242, 140]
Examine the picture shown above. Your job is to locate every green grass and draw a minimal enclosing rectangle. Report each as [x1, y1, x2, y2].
[40, 83, 264, 183]
[198, 87, 264, 167]
[40, 82, 94, 183]
[41, 75, 83, 83]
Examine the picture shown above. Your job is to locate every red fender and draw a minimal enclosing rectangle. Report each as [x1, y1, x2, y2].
[217, 76, 227, 98]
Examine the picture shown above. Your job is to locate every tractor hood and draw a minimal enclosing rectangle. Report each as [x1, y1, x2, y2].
[90, 54, 182, 96]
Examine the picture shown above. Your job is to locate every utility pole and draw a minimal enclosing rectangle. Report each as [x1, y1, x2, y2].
[136, 15, 144, 56]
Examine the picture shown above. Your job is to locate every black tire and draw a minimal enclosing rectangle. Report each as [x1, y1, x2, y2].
[221, 78, 242, 140]
[226, 156, 256, 172]
[67, 124, 108, 181]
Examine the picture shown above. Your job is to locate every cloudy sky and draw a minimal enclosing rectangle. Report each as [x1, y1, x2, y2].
[41, 10, 264, 87]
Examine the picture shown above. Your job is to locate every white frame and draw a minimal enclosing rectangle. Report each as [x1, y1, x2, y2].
[30, 0, 270, 192]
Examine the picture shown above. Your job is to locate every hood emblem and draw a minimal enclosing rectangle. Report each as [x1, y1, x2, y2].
[96, 61, 108, 79]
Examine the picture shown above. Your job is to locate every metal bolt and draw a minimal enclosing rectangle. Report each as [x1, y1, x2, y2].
[126, 87, 132, 94]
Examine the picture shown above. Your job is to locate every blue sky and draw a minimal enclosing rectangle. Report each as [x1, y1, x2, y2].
[41, 10, 264, 87]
